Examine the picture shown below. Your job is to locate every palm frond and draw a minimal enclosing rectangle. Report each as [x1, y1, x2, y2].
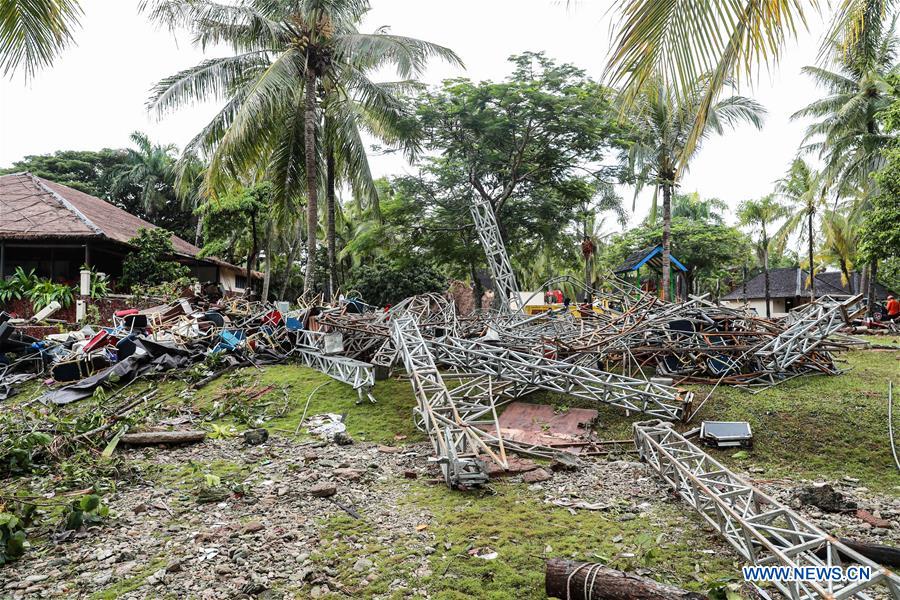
[0, 0, 82, 78]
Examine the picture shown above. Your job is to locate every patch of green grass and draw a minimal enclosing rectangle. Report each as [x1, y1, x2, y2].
[182, 364, 424, 444]
[88, 557, 167, 600]
[687, 343, 900, 492]
[402, 482, 738, 600]
[310, 513, 424, 599]
[307, 481, 741, 600]
[137, 458, 248, 492]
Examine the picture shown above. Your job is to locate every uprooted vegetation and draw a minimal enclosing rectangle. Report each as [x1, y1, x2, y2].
[0, 337, 898, 598]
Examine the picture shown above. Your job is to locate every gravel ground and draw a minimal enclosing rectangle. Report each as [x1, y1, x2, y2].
[2, 434, 897, 599]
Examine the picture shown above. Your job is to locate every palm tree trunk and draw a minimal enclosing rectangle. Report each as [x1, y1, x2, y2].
[660, 183, 672, 302]
[326, 146, 337, 302]
[247, 211, 258, 298]
[866, 259, 878, 317]
[742, 263, 748, 303]
[807, 209, 815, 302]
[194, 213, 204, 247]
[261, 224, 272, 302]
[302, 71, 319, 297]
[280, 221, 303, 301]
[762, 226, 771, 319]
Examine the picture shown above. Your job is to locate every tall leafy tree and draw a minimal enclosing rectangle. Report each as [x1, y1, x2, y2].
[0, 148, 126, 196]
[773, 158, 826, 301]
[414, 53, 627, 298]
[0, 0, 81, 78]
[142, 0, 459, 297]
[623, 76, 764, 301]
[738, 195, 790, 318]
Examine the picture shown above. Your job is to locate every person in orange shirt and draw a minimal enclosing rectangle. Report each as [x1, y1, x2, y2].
[885, 295, 900, 322]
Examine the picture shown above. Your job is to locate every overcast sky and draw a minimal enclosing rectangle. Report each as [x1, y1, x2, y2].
[0, 0, 833, 229]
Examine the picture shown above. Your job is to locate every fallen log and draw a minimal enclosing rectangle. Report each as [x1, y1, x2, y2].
[120, 430, 207, 446]
[812, 538, 900, 569]
[545, 558, 708, 600]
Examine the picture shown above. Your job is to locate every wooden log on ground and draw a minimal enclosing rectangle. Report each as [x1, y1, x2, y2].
[120, 430, 207, 446]
[545, 559, 708, 600]
[811, 538, 900, 569]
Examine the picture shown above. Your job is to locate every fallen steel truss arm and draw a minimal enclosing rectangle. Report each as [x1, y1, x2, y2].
[634, 421, 900, 600]
[755, 295, 864, 373]
[431, 336, 690, 421]
[390, 315, 500, 488]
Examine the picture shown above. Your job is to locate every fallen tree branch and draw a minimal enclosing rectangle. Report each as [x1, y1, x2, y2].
[120, 430, 206, 446]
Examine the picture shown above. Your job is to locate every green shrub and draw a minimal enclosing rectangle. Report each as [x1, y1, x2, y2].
[0, 267, 39, 303]
[345, 259, 446, 307]
[120, 228, 191, 291]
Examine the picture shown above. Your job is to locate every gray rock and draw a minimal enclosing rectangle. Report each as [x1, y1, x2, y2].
[794, 484, 857, 513]
[310, 482, 337, 498]
[244, 428, 269, 446]
[353, 557, 373, 572]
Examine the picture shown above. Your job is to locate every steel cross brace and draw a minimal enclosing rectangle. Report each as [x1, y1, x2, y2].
[431, 336, 690, 421]
[634, 421, 900, 600]
[470, 196, 523, 313]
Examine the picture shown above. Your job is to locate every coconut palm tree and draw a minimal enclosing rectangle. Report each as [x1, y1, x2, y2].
[0, 0, 81, 78]
[773, 158, 827, 301]
[603, 0, 882, 163]
[820, 207, 863, 292]
[738, 195, 790, 318]
[141, 0, 460, 296]
[112, 131, 178, 214]
[793, 17, 899, 311]
[670, 191, 728, 225]
[624, 76, 765, 301]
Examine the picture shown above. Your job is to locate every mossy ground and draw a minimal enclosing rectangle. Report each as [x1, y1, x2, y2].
[304, 481, 741, 600]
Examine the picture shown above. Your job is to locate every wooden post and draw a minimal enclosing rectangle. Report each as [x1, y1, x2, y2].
[545, 559, 708, 600]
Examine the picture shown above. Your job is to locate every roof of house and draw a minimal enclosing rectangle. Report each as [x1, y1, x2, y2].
[613, 245, 688, 274]
[0, 172, 246, 273]
[721, 267, 896, 301]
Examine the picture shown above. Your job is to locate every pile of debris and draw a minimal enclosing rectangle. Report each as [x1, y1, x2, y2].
[0, 295, 376, 406]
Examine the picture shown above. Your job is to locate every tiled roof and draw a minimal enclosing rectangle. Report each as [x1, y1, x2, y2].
[0, 172, 202, 258]
[722, 267, 895, 300]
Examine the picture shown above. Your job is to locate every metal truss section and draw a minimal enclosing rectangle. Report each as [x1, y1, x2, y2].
[390, 315, 496, 488]
[634, 421, 900, 600]
[290, 330, 376, 403]
[432, 336, 690, 421]
[755, 295, 864, 373]
[470, 197, 523, 313]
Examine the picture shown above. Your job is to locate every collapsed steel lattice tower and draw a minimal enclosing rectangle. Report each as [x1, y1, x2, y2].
[390, 315, 493, 487]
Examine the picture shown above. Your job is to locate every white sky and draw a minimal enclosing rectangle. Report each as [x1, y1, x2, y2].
[0, 0, 833, 231]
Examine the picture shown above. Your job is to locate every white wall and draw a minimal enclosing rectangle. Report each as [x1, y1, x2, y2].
[721, 298, 788, 317]
[219, 268, 246, 293]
